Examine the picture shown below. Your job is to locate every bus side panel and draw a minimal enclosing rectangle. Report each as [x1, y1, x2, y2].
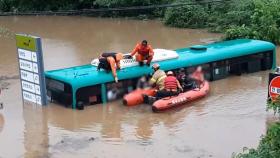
[46, 78, 73, 107]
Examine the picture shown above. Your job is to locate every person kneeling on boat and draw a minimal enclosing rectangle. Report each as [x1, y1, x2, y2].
[149, 63, 166, 91]
[143, 63, 166, 104]
[97, 52, 123, 83]
[155, 71, 183, 100]
[129, 40, 154, 66]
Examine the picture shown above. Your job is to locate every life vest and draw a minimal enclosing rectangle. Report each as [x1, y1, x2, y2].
[137, 44, 151, 56]
[98, 52, 116, 70]
[164, 76, 178, 91]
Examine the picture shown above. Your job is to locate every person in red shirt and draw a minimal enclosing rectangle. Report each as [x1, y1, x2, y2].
[130, 40, 154, 66]
[190, 66, 204, 88]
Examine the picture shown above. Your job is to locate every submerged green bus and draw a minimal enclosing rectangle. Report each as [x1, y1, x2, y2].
[45, 39, 277, 109]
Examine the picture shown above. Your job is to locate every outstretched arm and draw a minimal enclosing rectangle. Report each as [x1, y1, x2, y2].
[148, 45, 154, 56]
[130, 44, 139, 56]
[108, 57, 117, 78]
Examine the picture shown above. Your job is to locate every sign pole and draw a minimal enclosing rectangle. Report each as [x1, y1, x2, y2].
[16, 34, 47, 105]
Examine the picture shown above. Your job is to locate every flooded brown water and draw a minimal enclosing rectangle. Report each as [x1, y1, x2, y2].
[0, 16, 279, 158]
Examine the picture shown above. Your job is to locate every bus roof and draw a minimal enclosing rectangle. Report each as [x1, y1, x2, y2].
[45, 39, 276, 90]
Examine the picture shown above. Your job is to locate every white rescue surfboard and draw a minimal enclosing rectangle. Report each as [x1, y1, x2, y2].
[91, 49, 179, 69]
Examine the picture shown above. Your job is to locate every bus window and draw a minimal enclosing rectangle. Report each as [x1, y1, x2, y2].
[76, 85, 102, 105]
[261, 51, 273, 70]
[106, 79, 136, 101]
[200, 64, 212, 81]
[46, 78, 73, 106]
[211, 60, 229, 81]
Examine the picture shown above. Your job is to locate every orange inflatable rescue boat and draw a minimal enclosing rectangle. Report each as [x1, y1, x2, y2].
[152, 81, 210, 112]
[123, 88, 156, 106]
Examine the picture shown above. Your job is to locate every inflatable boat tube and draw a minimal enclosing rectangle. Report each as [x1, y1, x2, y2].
[123, 88, 156, 106]
[152, 81, 210, 112]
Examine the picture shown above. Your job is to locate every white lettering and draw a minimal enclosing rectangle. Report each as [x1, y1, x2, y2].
[171, 97, 188, 105]
[35, 84, 41, 95]
[32, 52, 37, 62]
[32, 63, 38, 73]
[19, 59, 33, 72]
[33, 74, 40, 84]
[22, 91, 36, 103]
[271, 86, 280, 94]
[18, 49, 32, 61]
[20, 70, 34, 82]
[21, 81, 35, 93]
[35, 95, 41, 105]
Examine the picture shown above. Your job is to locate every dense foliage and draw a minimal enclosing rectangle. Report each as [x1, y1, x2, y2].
[0, 0, 94, 11]
[163, 0, 280, 44]
[94, 0, 170, 7]
[0, 0, 171, 18]
[224, 0, 280, 44]
[164, 1, 208, 28]
[2, 0, 164, 11]
[163, 0, 255, 31]
[267, 95, 280, 115]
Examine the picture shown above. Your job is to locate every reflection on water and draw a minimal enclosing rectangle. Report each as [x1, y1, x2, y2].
[0, 114, 4, 133]
[0, 16, 279, 158]
[23, 105, 49, 158]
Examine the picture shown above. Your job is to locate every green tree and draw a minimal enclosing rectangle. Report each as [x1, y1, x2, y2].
[225, 0, 280, 44]
[164, 0, 208, 28]
[208, 0, 254, 32]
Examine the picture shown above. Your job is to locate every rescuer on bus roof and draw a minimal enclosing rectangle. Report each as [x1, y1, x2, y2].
[130, 40, 154, 66]
[97, 52, 123, 83]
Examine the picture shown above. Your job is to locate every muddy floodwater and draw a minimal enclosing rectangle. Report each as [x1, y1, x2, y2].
[0, 16, 279, 158]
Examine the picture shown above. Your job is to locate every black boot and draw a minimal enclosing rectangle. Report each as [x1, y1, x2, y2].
[147, 96, 157, 105]
[139, 62, 144, 66]
[142, 94, 149, 104]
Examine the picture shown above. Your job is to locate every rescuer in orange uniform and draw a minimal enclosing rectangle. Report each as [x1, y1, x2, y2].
[130, 40, 154, 66]
[97, 52, 123, 83]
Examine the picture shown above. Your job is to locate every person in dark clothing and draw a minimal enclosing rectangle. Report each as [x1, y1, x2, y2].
[176, 68, 197, 91]
[97, 52, 123, 83]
